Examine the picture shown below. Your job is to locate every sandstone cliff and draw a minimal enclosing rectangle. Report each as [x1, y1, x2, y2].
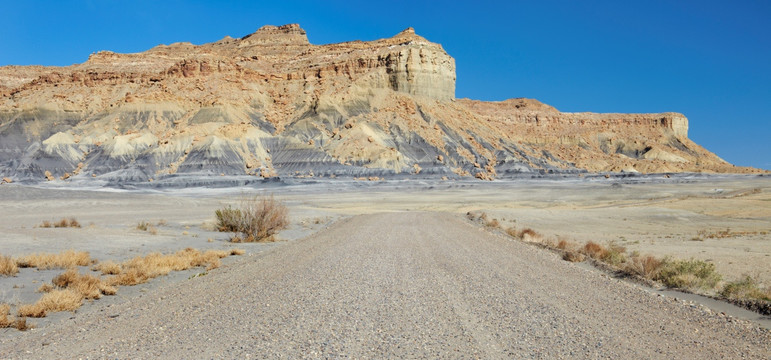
[0, 24, 760, 185]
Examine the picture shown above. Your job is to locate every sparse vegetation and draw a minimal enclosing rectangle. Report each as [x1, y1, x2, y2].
[1, 254, 19, 276]
[39, 218, 81, 228]
[107, 248, 232, 286]
[136, 221, 158, 235]
[16, 250, 91, 269]
[696, 228, 759, 239]
[492, 216, 743, 298]
[3, 247, 245, 330]
[216, 194, 289, 242]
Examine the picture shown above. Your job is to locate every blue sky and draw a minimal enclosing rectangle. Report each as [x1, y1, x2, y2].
[2, 0, 769, 169]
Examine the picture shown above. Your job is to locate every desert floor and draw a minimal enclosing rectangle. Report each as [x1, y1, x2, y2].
[0, 174, 769, 335]
[2, 211, 770, 358]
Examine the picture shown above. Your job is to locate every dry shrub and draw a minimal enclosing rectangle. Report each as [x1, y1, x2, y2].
[16, 250, 91, 269]
[92, 260, 122, 275]
[581, 241, 626, 266]
[555, 239, 585, 262]
[136, 221, 158, 234]
[0, 254, 18, 276]
[216, 194, 289, 242]
[720, 276, 771, 301]
[485, 218, 501, 229]
[581, 241, 607, 259]
[505, 227, 518, 238]
[563, 251, 586, 262]
[625, 255, 663, 280]
[37, 283, 54, 293]
[13, 317, 30, 331]
[518, 228, 541, 241]
[108, 248, 229, 286]
[17, 289, 83, 318]
[43, 218, 81, 228]
[52, 269, 117, 299]
[230, 248, 245, 256]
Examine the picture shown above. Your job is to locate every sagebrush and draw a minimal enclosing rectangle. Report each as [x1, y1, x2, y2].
[216, 194, 289, 242]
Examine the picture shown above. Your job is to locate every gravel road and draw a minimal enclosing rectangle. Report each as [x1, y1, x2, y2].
[2, 212, 769, 358]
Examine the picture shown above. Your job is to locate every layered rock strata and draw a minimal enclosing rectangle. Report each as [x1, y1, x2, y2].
[0, 24, 760, 184]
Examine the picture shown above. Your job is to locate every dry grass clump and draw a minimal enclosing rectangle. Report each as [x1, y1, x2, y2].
[1, 304, 31, 331]
[216, 194, 289, 242]
[40, 218, 81, 228]
[92, 260, 122, 275]
[12, 317, 30, 331]
[230, 248, 245, 256]
[0, 254, 19, 276]
[17, 289, 83, 318]
[0, 304, 12, 327]
[52, 269, 117, 299]
[19, 269, 117, 319]
[16, 250, 91, 269]
[624, 254, 663, 280]
[720, 276, 771, 301]
[656, 258, 722, 290]
[108, 248, 230, 286]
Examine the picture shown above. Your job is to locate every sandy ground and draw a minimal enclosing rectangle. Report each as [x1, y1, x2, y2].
[0, 174, 769, 334]
[2, 212, 769, 358]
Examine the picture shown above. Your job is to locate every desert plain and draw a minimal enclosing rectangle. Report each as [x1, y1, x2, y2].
[0, 174, 770, 357]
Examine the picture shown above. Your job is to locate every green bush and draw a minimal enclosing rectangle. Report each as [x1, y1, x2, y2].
[720, 276, 771, 301]
[656, 258, 722, 290]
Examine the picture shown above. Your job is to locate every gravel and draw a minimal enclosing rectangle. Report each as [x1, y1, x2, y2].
[2, 212, 769, 358]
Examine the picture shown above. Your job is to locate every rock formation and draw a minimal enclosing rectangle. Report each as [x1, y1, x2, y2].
[0, 24, 761, 185]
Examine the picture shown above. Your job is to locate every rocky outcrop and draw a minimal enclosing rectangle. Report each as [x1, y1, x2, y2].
[0, 24, 762, 185]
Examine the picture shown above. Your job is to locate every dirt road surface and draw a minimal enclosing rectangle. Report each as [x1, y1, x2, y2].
[2, 212, 769, 358]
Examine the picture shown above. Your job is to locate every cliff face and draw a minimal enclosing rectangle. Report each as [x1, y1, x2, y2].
[0, 24, 760, 184]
